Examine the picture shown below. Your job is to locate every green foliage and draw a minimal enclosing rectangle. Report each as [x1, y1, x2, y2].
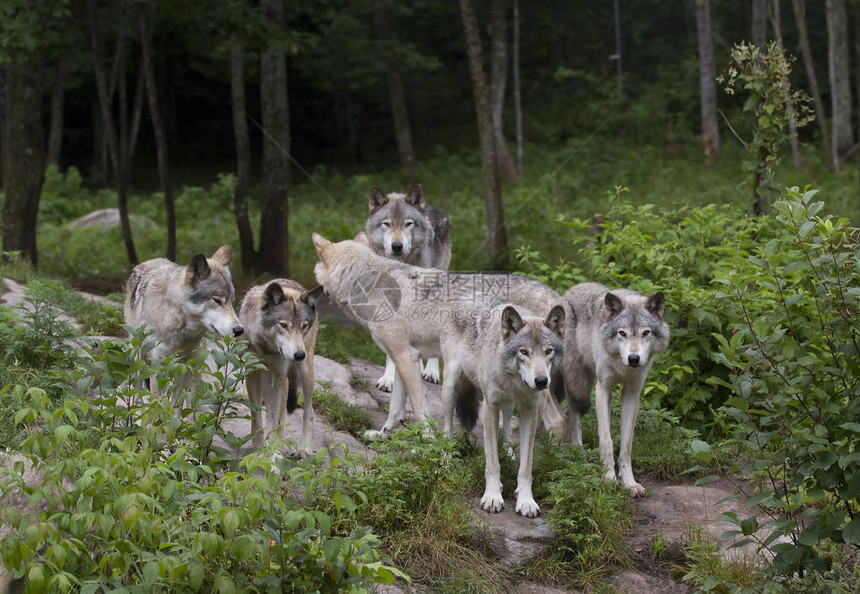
[718, 42, 813, 213]
[523, 433, 632, 590]
[677, 526, 763, 593]
[314, 318, 384, 366]
[312, 389, 374, 437]
[0, 281, 77, 371]
[517, 188, 783, 431]
[697, 188, 860, 577]
[0, 331, 403, 591]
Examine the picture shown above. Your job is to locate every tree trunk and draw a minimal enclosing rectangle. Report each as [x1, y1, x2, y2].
[374, 6, 416, 181]
[88, 0, 137, 266]
[855, 4, 860, 215]
[769, 0, 801, 170]
[140, 14, 176, 262]
[0, 67, 6, 193]
[2, 61, 44, 266]
[827, 0, 854, 170]
[459, 0, 508, 266]
[230, 37, 255, 274]
[695, 0, 719, 166]
[259, 0, 290, 275]
[752, 0, 767, 50]
[46, 58, 66, 168]
[512, 0, 522, 177]
[489, 0, 517, 182]
[792, 0, 831, 166]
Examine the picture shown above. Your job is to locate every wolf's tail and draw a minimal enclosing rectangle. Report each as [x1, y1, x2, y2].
[454, 375, 480, 433]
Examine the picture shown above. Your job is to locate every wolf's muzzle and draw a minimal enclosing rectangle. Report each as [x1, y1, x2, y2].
[294, 350, 306, 361]
[391, 242, 404, 255]
[627, 354, 640, 366]
[534, 375, 548, 389]
[233, 325, 245, 337]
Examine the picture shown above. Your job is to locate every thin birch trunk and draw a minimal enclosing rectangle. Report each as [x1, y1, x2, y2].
[696, 0, 719, 166]
[460, 0, 508, 266]
[230, 36, 255, 274]
[140, 13, 176, 261]
[791, 0, 831, 166]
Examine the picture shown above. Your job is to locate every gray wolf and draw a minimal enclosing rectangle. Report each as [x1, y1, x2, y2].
[560, 282, 669, 497]
[311, 233, 566, 440]
[124, 245, 244, 365]
[365, 184, 451, 390]
[442, 302, 565, 517]
[239, 279, 323, 454]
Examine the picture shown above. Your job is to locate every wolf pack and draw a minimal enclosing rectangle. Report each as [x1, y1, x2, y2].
[124, 184, 670, 519]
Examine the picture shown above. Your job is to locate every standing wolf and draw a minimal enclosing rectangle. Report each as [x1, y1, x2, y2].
[561, 282, 670, 497]
[239, 280, 323, 454]
[312, 233, 567, 439]
[124, 245, 244, 364]
[365, 184, 451, 390]
[443, 302, 566, 517]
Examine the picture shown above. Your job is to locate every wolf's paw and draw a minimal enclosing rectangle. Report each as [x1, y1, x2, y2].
[515, 498, 540, 518]
[375, 375, 394, 392]
[603, 468, 617, 482]
[480, 491, 505, 513]
[363, 428, 388, 441]
[422, 369, 441, 383]
[624, 481, 647, 498]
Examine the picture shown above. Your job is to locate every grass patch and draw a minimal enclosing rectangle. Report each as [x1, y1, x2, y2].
[579, 404, 697, 481]
[312, 389, 374, 437]
[673, 526, 764, 592]
[520, 433, 633, 590]
[314, 317, 383, 365]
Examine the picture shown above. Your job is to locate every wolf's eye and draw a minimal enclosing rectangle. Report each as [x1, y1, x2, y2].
[519, 348, 529, 357]
[382, 221, 391, 228]
[545, 348, 554, 356]
[301, 321, 310, 330]
[279, 322, 289, 330]
[213, 298, 223, 306]
[643, 329, 651, 337]
[405, 220, 414, 228]
[618, 330, 627, 338]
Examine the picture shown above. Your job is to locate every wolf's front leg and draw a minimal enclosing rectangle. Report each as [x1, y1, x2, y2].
[364, 369, 409, 440]
[393, 351, 430, 426]
[298, 361, 316, 455]
[376, 354, 397, 392]
[617, 380, 646, 497]
[421, 357, 441, 384]
[266, 373, 288, 441]
[594, 380, 616, 482]
[481, 401, 505, 513]
[514, 401, 540, 518]
[247, 370, 265, 449]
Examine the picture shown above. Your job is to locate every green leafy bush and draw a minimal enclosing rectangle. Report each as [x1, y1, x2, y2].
[0, 331, 404, 592]
[701, 188, 860, 577]
[516, 187, 786, 432]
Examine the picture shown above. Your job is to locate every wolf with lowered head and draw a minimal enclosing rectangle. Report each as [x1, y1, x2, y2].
[239, 279, 323, 454]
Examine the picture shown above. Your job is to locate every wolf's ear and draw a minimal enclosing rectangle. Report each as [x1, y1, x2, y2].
[406, 184, 427, 211]
[186, 254, 211, 284]
[501, 306, 525, 339]
[301, 284, 325, 310]
[211, 245, 233, 267]
[369, 186, 388, 213]
[263, 282, 286, 309]
[312, 232, 332, 255]
[354, 231, 370, 246]
[645, 291, 665, 320]
[604, 292, 625, 317]
[544, 304, 566, 338]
